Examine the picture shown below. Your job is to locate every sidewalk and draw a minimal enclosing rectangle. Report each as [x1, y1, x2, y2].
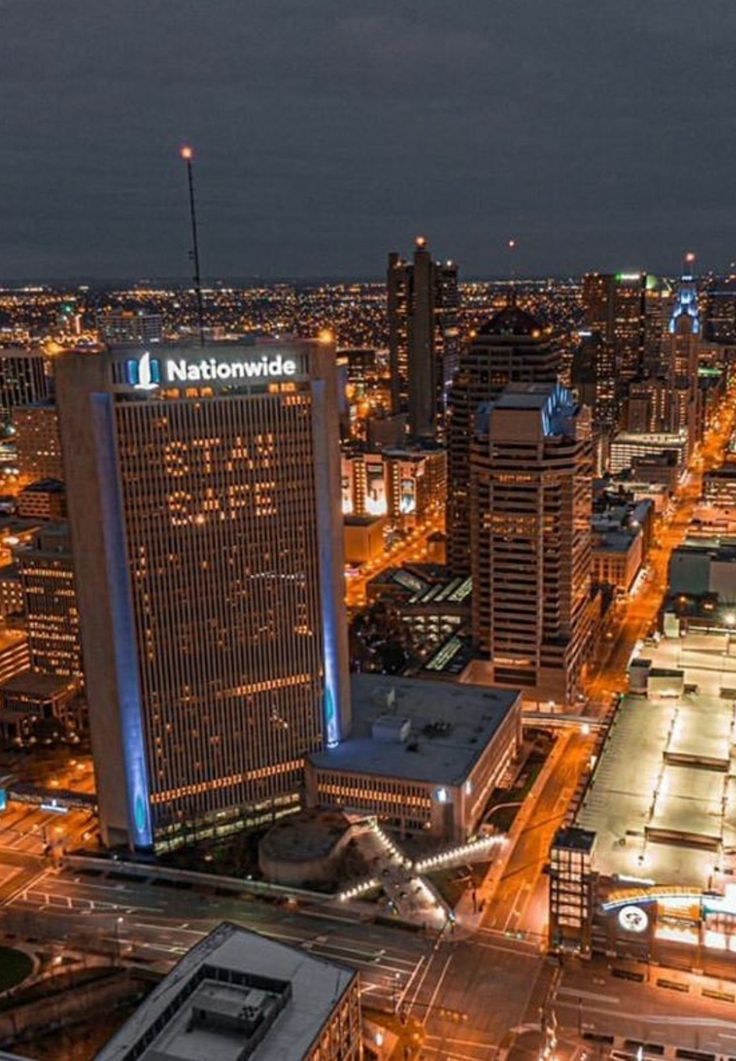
[455, 730, 574, 936]
[348, 822, 449, 933]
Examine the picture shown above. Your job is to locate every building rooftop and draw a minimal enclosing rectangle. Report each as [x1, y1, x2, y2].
[575, 629, 736, 889]
[0, 672, 76, 698]
[343, 514, 384, 528]
[97, 922, 356, 1061]
[309, 674, 519, 786]
[705, 463, 736, 479]
[553, 826, 596, 854]
[477, 382, 582, 440]
[20, 478, 65, 495]
[592, 529, 637, 554]
[477, 304, 543, 338]
[613, 431, 687, 446]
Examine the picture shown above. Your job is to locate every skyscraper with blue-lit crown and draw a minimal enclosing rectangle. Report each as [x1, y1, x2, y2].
[469, 381, 593, 705]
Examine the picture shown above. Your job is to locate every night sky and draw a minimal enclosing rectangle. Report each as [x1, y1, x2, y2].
[2, 0, 735, 280]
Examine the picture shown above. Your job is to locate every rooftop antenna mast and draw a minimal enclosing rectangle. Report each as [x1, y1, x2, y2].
[507, 238, 517, 305]
[180, 145, 205, 347]
[683, 250, 696, 279]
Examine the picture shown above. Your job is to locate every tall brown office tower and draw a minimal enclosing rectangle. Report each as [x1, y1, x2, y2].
[56, 339, 350, 851]
[14, 524, 82, 683]
[570, 331, 617, 431]
[446, 304, 559, 576]
[0, 348, 49, 421]
[582, 272, 648, 383]
[387, 238, 459, 441]
[470, 382, 593, 705]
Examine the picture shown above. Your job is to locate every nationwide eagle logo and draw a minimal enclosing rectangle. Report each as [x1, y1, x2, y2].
[125, 351, 161, 390]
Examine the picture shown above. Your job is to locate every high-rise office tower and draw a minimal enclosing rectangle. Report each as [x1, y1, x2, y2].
[446, 304, 559, 576]
[704, 275, 736, 343]
[663, 271, 703, 454]
[14, 523, 82, 683]
[436, 260, 461, 397]
[13, 403, 64, 481]
[387, 238, 459, 441]
[470, 382, 593, 705]
[0, 348, 49, 421]
[624, 376, 671, 434]
[56, 339, 350, 851]
[570, 330, 617, 430]
[582, 272, 653, 382]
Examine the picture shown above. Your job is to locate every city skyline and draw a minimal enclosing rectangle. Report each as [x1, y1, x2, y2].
[5, 3, 736, 1057]
[2, 1, 736, 279]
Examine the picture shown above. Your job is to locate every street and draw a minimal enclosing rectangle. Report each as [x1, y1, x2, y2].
[346, 513, 444, 608]
[1, 394, 736, 1057]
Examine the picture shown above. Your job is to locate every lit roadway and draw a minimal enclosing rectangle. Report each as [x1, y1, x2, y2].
[3, 407, 736, 1055]
[5, 862, 736, 1060]
[480, 730, 595, 942]
[586, 395, 736, 707]
[1, 860, 553, 1058]
[345, 512, 444, 609]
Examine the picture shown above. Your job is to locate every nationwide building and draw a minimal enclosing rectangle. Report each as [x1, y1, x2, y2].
[467, 382, 593, 704]
[446, 304, 559, 575]
[387, 238, 459, 441]
[98, 922, 362, 1061]
[56, 339, 350, 851]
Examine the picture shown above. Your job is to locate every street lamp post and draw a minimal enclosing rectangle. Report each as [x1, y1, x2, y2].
[115, 915, 124, 965]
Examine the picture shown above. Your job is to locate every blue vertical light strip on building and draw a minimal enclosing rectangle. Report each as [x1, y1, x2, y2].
[91, 395, 153, 848]
[311, 379, 343, 747]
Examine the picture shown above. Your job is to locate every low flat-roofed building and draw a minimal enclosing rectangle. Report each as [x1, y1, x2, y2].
[364, 564, 471, 661]
[16, 478, 65, 521]
[0, 670, 79, 744]
[609, 431, 687, 476]
[343, 514, 386, 565]
[626, 480, 671, 513]
[562, 627, 736, 976]
[0, 518, 42, 566]
[306, 674, 522, 842]
[669, 538, 736, 602]
[703, 459, 736, 512]
[591, 524, 643, 593]
[97, 922, 361, 1061]
[630, 449, 681, 491]
[341, 445, 445, 524]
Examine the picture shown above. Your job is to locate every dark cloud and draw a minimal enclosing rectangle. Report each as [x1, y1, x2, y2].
[1, 0, 735, 278]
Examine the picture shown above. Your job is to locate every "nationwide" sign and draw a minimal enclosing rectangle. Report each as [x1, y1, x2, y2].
[125, 351, 299, 390]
